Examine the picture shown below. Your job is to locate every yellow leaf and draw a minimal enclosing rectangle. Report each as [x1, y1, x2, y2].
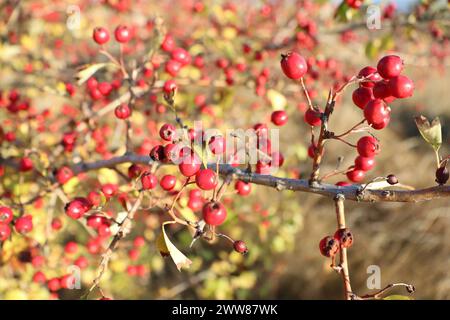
[267, 89, 287, 110]
[157, 221, 192, 271]
[75, 63, 112, 85]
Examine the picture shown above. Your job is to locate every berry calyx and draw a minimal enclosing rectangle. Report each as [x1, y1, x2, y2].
[195, 169, 218, 190]
[334, 228, 354, 249]
[202, 201, 227, 226]
[319, 236, 339, 257]
[280, 52, 308, 80]
[93, 27, 110, 45]
[377, 55, 403, 79]
[233, 240, 248, 254]
[356, 136, 380, 158]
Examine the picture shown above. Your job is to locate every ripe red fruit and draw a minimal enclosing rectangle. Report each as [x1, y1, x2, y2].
[304, 108, 322, 126]
[364, 99, 391, 126]
[235, 180, 251, 196]
[163, 79, 177, 94]
[346, 168, 365, 183]
[388, 75, 414, 98]
[101, 183, 118, 199]
[179, 153, 201, 177]
[352, 87, 373, 109]
[202, 201, 227, 226]
[127, 164, 142, 179]
[141, 172, 158, 190]
[93, 27, 110, 45]
[161, 34, 175, 52]
[19, 157, 33, 172]
[33, 271, 47, 284]
[64, 241, 78, 254]
[14, 215, 33, 234]
[0, 206, 14, 224]
[133, 236, 146, 247]
[114, 25, 131, 43]
[114, 104, 131, 119]
[346, 0, 362, 9]
[171, 47, 191, 65]
[159, 123, 176, 141]
[358, 66, 381, 88]
[87, 191, 102, 207]
[208, 136, 225, 154]
[354, 156, 376, 171]
[149, 145, 165, 161]
[165, 59, 182, 77]
[51, 217, 63, 230]
[357, 136, 380, 158]
[371, 115, 390, 130]
[160, 175, 177, 191]
[271, 110, 288, 126]
[319, 236, 339, 257]
[233, 240, 248, 254]
[377, 55, 403, 79]
[47, 278, 61, 292]
[334, 228, 354, 249]
[74, 256, 89, 269]
[56, 166, 74, 185]
[195, 169, 218, 190]
[65, 197, 92, 219]
[280, 52, 308, 80]
[336, 181, 352, 187]
[372, 80, 392, 100]
[0, 224, 11, 241]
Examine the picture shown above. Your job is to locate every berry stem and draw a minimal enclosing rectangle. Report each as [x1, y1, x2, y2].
[299, 77, 314, 110]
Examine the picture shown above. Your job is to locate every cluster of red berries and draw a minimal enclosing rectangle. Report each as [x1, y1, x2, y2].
[319, 228, 354, 258]
[345, 135, 380, 183]
[93, 25, 132, 45]
[0, 206, 33, 242]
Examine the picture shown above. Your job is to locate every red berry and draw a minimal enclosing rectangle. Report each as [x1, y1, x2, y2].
[280, 52, 308, 80]
[179, 153, 201, 177]
[47, 278, 61, 292]
[202, 201, 227, 226]
[346, 168, 365, 183]
[388, 75, 414, 98]
[233, 240, 248, 254]
[319, 236, 339, 257]
[64, 241, 78, 254]
[336, 181, 352, 187]
[93, 27, 110, 45]
[235, 180, 251, 196]
[141, 172, 158, 190]
[304, 108, 322, 126]
[364, 99, 391, 126]
[87, 191, 102, 207]
[51, 217, 63, 230]
[208, 136, 225, 154]
[165, 59, 182, 77]
[334, 228, 354, 248]
[377, 55, 403, 79]
[160, 175, 177, 191]
[0, 206, 14, 224]
[65, 197, 92, 220]
[56, 166, 74, 185]
[33, 271, 47, 284]
[352, 87, 373, 109]
[271, 110, 288, 126]
[133, 236, 146, 247]
[195, 169, 218, 190]
[74, 256, 89, 269]
[114, 104, 131, 119]
[346, 0, 362, 9]
[373, 80, 392, 100]
[149, 145, 165, 161]
[19, 157, 33, 172]
[159, 123, 176, 141]
[371, 116, 390, 130]
[171, 47, 191, 65]
[127, 164, 142, 179]
[357, 136, 380, 158]
[358, 66, 381, 88]
[161, 34, 175, 52]
[14, 214, 33, 234]
[101, 183, 117, 199]
[114, 25, 131, 43]
[354, 156, 376, 171]
[163, 80, 177, 94]
[0, 224, 11, 241]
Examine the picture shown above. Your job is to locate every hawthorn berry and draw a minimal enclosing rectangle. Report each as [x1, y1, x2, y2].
[179, 153, 201, 177]
[65, 197, 92, 219]
[51, 217, 63, 230]
[165, 59, 182, 76]
[114, 104, 131, 119]
[346, 0, 363, 9]
[358, 66, 381, 88]
[159, 123, 176, 141]
[202, 201, 227, 226]
[47, 278, 61, 292]
[161, 34, 175, 52]
[163, 79, 177, 94]
[271, 110, 288, 126]
[32, 271, 47, 284]
[93, 27, 110, 45]
[14, 215, 33, 234]
[0, 206, 14, 224]
[114, 25, 131, 43]
[19, 157, 33, 172]
[127, 164, 142, 179]
[0, 224, 11, 241]
[64, 241, 78, 254]
[304, 108, 322, 126]
[346, 168, 365, 183]
[74, 256, 89, 269]
[208, 136, 225, 155]
[141, 172, 158, 190]
[235, 180, 251, 196]
[149, 145, 165, 161]
[377, 55, 403, 79]
[195, 169, 218, 190]
[352, 87, 373, 109]
[388, 75, 414, 98]
[87, 191, 102, 207]
[354, 156, 375, 171]
[171, 47, 191, 65]
[101, 183, 118, 199]
[334, 228, 354, 249]
[233, 240, 248, 254]
[319, 236, 339, 258]
[56, 166, 74, 185]
[280, 52, 308, 80]
[356, 136, 380, 158]
[373, 80, 392, 100]
[436, 166, 449, 185]
[160, 175, 177, 191]
[364, 99, 391, 126]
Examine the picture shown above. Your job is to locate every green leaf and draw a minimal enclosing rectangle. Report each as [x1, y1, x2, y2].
[383, 295, 414, 300]
[414, 115, 442, 152]
[156, 221, 192, 271]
